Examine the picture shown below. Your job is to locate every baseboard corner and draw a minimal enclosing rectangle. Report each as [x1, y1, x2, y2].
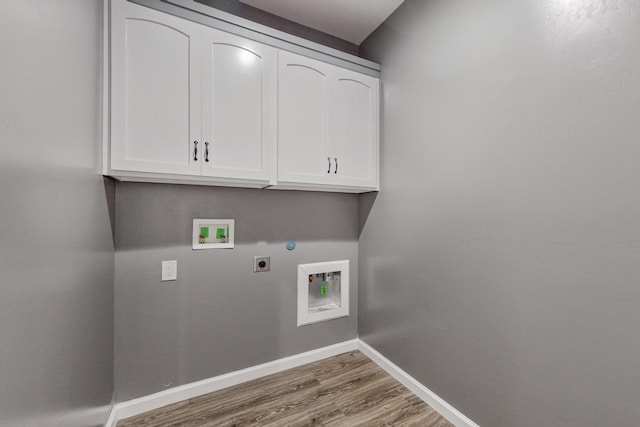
[104, 404, 118, 427]
[356, 339, 479, 427]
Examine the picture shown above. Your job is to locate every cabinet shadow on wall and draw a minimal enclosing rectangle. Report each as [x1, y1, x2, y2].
[358, 190, 378, 238]
[104, 177, 117, 245]
[114, 182, 360, 250]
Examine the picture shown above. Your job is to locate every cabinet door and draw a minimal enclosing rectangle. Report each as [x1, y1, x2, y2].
[200, 27, 275, 181]
[110, 0, 201, 176]
[277, 51, 332, 185]
[328, 69, 379, 189]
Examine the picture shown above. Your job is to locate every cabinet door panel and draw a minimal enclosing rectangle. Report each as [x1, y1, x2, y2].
[110, 1, 200, 175]
[277, 52, 330, 185]
[201, 28, 274, 180]
[329, 72, 379, 188]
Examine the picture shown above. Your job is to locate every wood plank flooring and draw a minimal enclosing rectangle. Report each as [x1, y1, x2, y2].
[117, 351, 454, 427]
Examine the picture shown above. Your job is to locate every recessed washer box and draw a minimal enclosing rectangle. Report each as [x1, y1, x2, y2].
[297, 260, 349, 327]
[192, 219, 234, 249]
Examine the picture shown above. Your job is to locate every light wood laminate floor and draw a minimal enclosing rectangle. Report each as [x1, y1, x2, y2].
[117, 351, 454, 426]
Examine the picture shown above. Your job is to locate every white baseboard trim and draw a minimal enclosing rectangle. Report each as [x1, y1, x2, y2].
[107, 338, 478, 427]
[106, 339, 359, 426]
[357, 340, 479, 427]
[104, 404, 118, 427]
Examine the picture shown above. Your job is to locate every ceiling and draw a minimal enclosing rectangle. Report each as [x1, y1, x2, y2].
[238, 0, 404, 45]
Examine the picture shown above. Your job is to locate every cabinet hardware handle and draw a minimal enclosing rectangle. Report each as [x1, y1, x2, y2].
[334, 157, 338, 174]
[327, 157, 331, 174]
[205, 142, 210, 162]
[193, 141, 198, 161]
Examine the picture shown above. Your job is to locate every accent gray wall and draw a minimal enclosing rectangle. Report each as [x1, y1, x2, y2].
[359, 1, 640, 426]
[0, 1, 114, 426]
[114, 183, 358, 401]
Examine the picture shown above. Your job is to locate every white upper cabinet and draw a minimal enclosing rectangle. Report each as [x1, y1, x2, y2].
[277, 51, 379, 192]
[108, 0, 274, 186]
[106, 0, 378, 192]
[110, 1, 201, 176]
[329, 69, 379, 188]
[200, 27, 275, 182]
[277, 52, 331, 186]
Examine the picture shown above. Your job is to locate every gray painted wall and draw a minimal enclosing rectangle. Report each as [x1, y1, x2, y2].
[114, 183, 358, 401]
[0, 1, 114, 426]
[359, 1, 640, 426]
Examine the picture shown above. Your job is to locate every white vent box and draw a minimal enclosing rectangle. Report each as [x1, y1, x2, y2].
[297, 260, 349, 326]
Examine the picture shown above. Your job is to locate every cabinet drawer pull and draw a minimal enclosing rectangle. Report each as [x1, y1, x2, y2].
[193, 141, 198, 161]
[327, 157, 331, 174]
[334, 157, 338, 174]
[205, 142, 210, 162]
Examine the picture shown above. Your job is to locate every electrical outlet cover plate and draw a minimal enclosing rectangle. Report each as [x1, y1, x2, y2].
[162, 260, 177, 281]
[253, 256, 270, 272]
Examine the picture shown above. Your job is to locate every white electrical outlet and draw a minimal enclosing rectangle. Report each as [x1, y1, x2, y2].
[162, 260, 177, 281]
